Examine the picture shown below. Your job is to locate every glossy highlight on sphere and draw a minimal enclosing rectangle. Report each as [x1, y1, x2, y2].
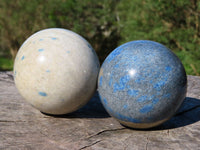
[14, 28, 100, 115]
[98, 40, 187, 129]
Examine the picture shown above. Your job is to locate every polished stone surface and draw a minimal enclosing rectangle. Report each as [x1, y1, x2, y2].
[14, 28, 100, 115]
[98, 40, 187, 129]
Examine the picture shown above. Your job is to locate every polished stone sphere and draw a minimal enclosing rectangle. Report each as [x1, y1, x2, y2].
[98, 40, 187, 129]
[14, 28, 100, 115]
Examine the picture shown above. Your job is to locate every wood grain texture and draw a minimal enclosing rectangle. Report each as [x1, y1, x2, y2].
[0, 72, 200, 150]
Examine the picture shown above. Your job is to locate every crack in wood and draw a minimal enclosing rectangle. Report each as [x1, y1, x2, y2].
[0, 120, 26, 123]
[79, 140, 102, 150]
[0, 73, 14, 83]
[123, 135, 132, 150]
[145, 134, 150, 150]
[86, 127, 126, 139]
[167, 129, 170, 137]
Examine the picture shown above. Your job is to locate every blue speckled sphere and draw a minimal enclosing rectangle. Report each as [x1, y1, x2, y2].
[98, 40, 187, 129]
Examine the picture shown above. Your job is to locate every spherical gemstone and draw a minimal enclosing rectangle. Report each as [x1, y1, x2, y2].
[14, 28, 100, 115]
[98, 40, 187, 129]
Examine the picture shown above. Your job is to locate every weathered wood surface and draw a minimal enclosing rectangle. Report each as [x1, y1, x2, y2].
[0, 71, 200, 150]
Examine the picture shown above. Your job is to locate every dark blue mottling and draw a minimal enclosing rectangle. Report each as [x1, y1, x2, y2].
[165, 66, 172, 72]
[109, 77, 113, 87]
[127, 89, 139, 97]
[105, 47, 124, 63]
[152, 98, 159, 105]
[113, 75, 130, 92]
[88, 44, 92, 49]
[103, 100, 141, 123]
[154, 80, 166, 91]
[135, 78, 144, 84]
[114, 64, 120, 68]
[137, 96, 148, 102]
[116, 111, 141, 123]
[162, 93, 171, 98]
[99, 76, 103, 87]
[103, 98, 108, 105]
[140, 104, 154, 113]
[98, 40, 187, 128]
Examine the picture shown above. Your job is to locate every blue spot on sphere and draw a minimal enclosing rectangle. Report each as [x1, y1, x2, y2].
[98, 40, 187, 129]
[109, 77, 113, 87]
[103, 98, 108, 105]
[51, 37, 57, 40]
[137, 95, 147, 102]
[140, 104, 154, 113]
[38, 49, 44, 52]
[127, 89, 139, 97]
[38, 92, 47, 97]
[88, 44, 93, 49]
[14, 70, 17, 78]
[21, 56, 25, 60]
[165, 66, 172, 72]
[113, 75, 130, 92]
[114, 64, 120, 68]
[152, 98, 159, 105]
[99, 76, 103, 87]
[123, 105, 128, 109]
